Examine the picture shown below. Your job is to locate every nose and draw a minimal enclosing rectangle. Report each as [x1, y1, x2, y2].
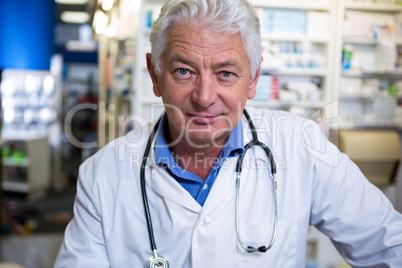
[191, 74, 217, 108]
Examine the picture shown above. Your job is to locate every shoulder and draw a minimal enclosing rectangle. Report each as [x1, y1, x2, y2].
[78, 121, 154, 187]
[244, 106, 337, 165]
[244, 106, 320, 140]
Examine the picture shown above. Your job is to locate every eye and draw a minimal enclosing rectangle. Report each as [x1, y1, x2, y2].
[217, 71, 235, 80]
[222, 71, 233, 77]
[175, 68, 190, 77]
[179, 68, 188, 75]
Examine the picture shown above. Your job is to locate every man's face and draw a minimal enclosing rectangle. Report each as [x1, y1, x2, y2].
[147, 24, 260, 148]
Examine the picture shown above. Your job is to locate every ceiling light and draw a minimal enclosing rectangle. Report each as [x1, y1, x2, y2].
[102, 0, 115, 11]
[55, 0, 90, 4]
[93, 10, 109, 34]
[61, 11, 90, 24]
[66, 40, 97, 52]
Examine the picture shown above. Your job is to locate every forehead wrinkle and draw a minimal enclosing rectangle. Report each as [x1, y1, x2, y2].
[165, 27, 246, 72]
[168, 28, 241, 55]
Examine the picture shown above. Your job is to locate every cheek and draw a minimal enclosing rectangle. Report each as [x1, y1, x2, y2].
[223, 83, 250, 105]
[161, 77, 190, 101]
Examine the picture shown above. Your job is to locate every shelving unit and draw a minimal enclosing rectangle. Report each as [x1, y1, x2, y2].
[1, 136, 50, 201]
[0, 69, 64, 193]
[97, 4, 141, 146]
[251, 0, 332, 11]
[345, 2, 402, 12]
[246, 0, 337, 116]
[336, 0, 402, 129]
[131, 1, 164, 123]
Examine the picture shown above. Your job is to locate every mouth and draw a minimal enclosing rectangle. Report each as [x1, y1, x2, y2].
[187, 113, 220, 124]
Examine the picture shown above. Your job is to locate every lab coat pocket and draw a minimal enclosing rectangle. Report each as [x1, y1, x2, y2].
[237, 216, 298, 267]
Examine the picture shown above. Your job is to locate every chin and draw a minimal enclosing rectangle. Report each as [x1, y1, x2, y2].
[185, 125, 230, 146]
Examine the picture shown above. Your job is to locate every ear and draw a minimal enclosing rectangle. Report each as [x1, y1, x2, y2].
[247, 58, 262, 100]
[146, 53, 161, 97]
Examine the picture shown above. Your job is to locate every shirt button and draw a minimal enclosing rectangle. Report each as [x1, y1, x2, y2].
[202, 184, 208, 190]
[200, 217, 211, 226]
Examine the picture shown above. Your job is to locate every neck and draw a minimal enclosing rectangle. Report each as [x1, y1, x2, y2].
[168, 132, 229, 180]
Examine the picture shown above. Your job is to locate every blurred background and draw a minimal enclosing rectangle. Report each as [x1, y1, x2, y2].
[0, 0, 402, 267]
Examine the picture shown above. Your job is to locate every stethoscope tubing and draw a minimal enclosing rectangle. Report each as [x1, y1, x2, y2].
[141, 118, 162, 253]
[235, 109, 278, 253]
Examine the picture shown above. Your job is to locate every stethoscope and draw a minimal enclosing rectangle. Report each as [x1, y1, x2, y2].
[140, 109, 278, 268]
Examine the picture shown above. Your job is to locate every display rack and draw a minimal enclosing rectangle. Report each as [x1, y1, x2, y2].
[0, 69, 63, 195]
[131, 1, 164, 123]
[97, 18, 139, 146]
[1, 133, 50, 200]
[244, 0, 337, 116]
[336, 0, 402, 129]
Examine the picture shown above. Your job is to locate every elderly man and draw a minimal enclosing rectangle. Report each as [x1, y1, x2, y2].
[55, 0, 402, 267]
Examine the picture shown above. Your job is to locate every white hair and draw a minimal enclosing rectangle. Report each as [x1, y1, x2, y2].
[149, 0, 262, 79]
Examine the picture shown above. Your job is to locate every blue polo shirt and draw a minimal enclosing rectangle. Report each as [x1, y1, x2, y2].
[154, 113, 244, 206]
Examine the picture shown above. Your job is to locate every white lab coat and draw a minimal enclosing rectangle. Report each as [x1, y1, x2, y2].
[55, 107, 402, 267]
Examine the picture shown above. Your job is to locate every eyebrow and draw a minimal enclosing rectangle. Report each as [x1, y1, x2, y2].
[168, 55, 197, 69]
[168, 55, 244, 73]
[212, 61, 243, 73]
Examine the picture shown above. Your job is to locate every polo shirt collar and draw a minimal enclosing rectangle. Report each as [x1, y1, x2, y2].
[154, 113, 244, 168]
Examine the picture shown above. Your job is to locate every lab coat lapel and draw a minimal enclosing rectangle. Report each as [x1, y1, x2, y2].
[199, 116, 252, 217]
[199, 157, 237, 217]
[148, 149, 201, 213]
[151, 169, 201, 213]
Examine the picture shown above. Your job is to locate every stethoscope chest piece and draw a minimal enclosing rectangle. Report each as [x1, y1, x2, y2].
[145, 256, 169, 268]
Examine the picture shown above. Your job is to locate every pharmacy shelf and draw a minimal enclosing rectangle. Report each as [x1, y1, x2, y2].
[342, 70, 402, 78]
[2, 158, 30, 167]
[343, 36, 402, 45]
[1, 181, 29, 193]
[1, 138, 50, 200]
[252, 1, 331, 11]
[278, 68, 328, 77]
[345, 2, 402, 12]
[339, 94, 396, 101]
[262, 34, 329, 44]
[338, 123, 401, 130]
[1, 133, 48, 141]
[343, 36, 378, 45]
[247, 100, 326, 109]
[260, 68, 328, 77]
